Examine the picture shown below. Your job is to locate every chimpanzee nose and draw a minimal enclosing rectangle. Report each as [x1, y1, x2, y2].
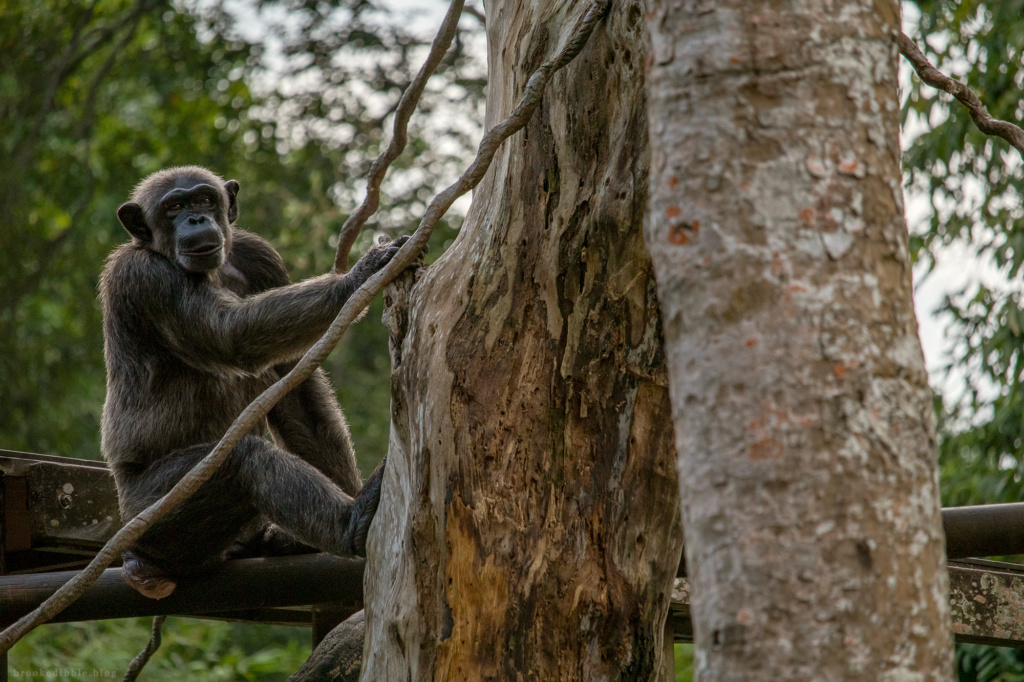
[188, 215, 207, 225]
[179, 222, 222, 254]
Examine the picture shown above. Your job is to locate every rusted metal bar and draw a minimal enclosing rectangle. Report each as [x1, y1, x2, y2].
[0, 450, 118, 554]
[0, 553, 364, 627]
[671, 561, 1024, 648]
[948, 559, 1024, 648]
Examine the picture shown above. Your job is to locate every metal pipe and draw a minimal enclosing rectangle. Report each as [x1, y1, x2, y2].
[0, 553, 364, 627]
[943, 502, 1024, 560]
[671, 501, 1024, 577]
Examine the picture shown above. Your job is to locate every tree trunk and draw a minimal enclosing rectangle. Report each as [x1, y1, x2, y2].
[644, 1, 953, 679]
[362, 0, 683, 679]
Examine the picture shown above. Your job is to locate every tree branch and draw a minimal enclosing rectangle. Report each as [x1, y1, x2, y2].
[899, 32, 1024, 158]
[122, 615, 166, 682]
[0, 0, 609, 655]
[15, 0, 164, 171]
[332, 0, 466, 273]
[0, 9, 148, 322]
[463, 5, 486, 26]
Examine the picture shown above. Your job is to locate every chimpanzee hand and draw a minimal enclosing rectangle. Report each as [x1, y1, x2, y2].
[350, 236, 413, 281]
[341, 457, 385, 557]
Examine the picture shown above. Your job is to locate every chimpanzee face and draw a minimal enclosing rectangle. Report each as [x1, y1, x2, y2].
[117, 172, 240, 274]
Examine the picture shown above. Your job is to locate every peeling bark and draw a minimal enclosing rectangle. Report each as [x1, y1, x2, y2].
[361, 0, 683, 679]
[643, 1, 953, 679]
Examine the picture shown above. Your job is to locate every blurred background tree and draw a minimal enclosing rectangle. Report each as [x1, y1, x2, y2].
[4, 0, 1024, 679]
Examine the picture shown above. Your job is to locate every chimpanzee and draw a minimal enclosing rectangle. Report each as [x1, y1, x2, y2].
[100, 165, 407, 599]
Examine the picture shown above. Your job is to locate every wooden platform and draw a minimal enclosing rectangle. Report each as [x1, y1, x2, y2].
[0, 449, 359, 682]
[4, 447, 1024, 676]
[0, 450, 117, 575]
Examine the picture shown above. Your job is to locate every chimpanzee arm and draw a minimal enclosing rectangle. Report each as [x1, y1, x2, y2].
[166, 268, 356, 372]
[106, 237, 406, 374]
[211, 235, 407, 370]
[226, 229, 365, 492]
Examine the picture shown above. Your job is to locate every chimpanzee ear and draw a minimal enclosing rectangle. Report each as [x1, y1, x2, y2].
[117, 202, 152, 242]
[224, 180, 240, 223]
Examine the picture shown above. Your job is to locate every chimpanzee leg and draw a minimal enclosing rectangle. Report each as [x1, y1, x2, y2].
[268, 367, 363, 495]
[227, 522, 320, 559]
[117, 447, 257, 563]
[115, 444, 260, 597]
[232, 436, 383, 558]
[119, 436, 382, 566]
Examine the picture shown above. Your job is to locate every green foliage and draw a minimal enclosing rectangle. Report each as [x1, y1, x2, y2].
[904, 0, 1024, 502]
[0, 0, 483, 674]
[0, 0, 261, 459]
[904, 0, 1024, 272]
[905, 0, 1024, 675]
[0, 0, 480, 466]
[674, 643, 695, 682]
[8, 618, 311, 681]
[954, 643, 1024, 682]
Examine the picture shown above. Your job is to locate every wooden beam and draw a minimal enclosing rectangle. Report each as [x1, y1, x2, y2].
[7, 451, 1024, 649]
[0, 554, 364, 627]
[0, 450, 119, 554]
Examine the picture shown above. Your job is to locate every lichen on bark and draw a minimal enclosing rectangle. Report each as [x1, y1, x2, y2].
[644, 1, 953, 679]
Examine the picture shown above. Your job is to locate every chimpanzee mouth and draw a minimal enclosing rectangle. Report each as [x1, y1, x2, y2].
[180, 245, 222, 257]
[178, 244, 225, 272]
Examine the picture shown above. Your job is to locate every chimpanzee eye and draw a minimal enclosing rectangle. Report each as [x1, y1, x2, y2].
[167, 202, 182, 212]
[198, 196, 212, 207]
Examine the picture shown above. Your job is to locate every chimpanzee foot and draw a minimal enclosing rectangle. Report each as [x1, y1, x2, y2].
[122, 550, 177, 599]
[258, 524, 318, 556]
[342, 458, 385, 557]
[227, 524, 319, 559]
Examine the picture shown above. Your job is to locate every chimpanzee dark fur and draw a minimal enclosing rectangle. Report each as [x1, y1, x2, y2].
[100, 165, 403, 598]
